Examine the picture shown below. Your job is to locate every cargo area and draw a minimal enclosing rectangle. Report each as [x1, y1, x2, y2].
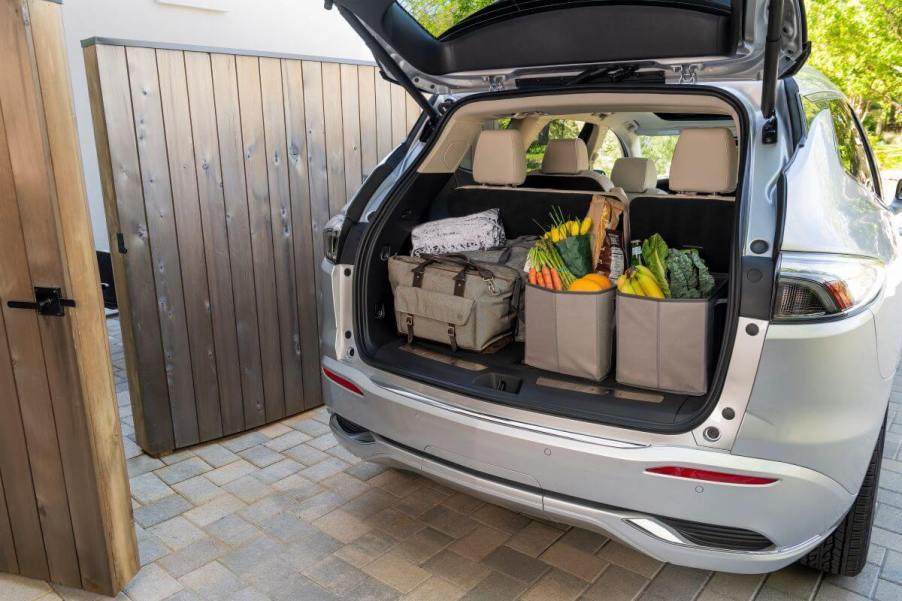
[353, 91, 744, 432]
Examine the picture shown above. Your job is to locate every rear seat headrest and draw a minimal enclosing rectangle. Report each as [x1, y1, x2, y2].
[473, 129, 526, 186]
[669, 127, 738, 194]
[541, 139, 589, 174]
[610, 157, 657, 193]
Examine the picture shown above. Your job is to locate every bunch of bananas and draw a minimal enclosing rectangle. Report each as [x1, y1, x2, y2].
[616, 266, 665, 298]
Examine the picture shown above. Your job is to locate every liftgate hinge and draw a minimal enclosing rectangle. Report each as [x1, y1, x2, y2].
[673, 64, 701, 84]
[7, 287, 76, 317]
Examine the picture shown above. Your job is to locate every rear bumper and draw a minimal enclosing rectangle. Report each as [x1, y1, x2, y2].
[322, 357, 855, 574]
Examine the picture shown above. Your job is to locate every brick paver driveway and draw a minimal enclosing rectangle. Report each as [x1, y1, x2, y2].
[2, 316, 901, 601]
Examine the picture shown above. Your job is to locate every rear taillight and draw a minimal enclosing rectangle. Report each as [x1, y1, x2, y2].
[646, 466, 777, 485]
[323, 213, 345, 263]
[773, 252, 883, 321]
[323, 367, 363, 396]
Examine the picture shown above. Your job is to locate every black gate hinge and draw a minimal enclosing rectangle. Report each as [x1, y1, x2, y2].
[7, 287, 76, 317]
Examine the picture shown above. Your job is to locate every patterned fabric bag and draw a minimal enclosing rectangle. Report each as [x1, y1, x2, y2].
[410, 209, 505, 256]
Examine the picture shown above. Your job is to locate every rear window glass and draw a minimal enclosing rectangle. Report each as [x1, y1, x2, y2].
[398, 0, 731, 38]
[637, 135, 679, 177]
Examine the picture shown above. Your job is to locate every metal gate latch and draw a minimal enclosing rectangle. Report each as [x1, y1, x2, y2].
[7, 287, 76, 317]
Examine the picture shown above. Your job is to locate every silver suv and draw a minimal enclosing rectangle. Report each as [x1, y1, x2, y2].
[319, 0, 902, 576]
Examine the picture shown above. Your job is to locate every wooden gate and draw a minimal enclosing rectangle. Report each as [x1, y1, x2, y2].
[84, 39, 422, 456]
[0, 0, 138, 594]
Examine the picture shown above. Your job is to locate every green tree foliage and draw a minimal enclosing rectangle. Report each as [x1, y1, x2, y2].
[398, 0, 495, 36]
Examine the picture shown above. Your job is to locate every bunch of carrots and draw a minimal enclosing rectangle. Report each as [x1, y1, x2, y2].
[527, 239, 576, 291]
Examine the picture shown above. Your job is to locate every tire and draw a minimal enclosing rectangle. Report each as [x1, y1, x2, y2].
[798, 414, 885, 576]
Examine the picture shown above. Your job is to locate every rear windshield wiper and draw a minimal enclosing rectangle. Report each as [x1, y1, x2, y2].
[566, 62, 656, 86]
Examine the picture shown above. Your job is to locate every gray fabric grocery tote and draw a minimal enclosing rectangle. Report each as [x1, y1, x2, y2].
[525, 285, 615, 381]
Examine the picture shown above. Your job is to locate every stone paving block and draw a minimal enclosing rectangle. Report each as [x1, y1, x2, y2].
[204, 513, 262, 547]
[295, 490, 348, 522]
[458, 571, 526, 601]
[148, 516, 207, 551]
[219, 536, 287, 577]
[695, 572, 764, 601]
[268, 575, 341, 601]
[184, 492, 246, 527]
[124, 564, 183, 601]
[370, 470, 425, 498]
[303, 556, 369, 596]
[314, 508, 374, 543]
[874, 527, 902, 553]
[336, 530, 397, 568]
[157, 538, 230, 579]
[400, 576, 464, 601]
[422, 549, 492, 591]
[878, 505, 902, 533]
[123, 436, 144, 460]
[816, 583, 870, 600]
[345, 576, 401, 601]
[320, 472, 372, 500]
[871, 544, 888, 566]
[271, 473, 323, 499]
[362, 551, 431, 593]
[284, 444, 330, 467]
[172, 476, 226, 506]
[301, 457, 351, 482]
[254, 458, 304, 484]
[222, 432, 270, 454]
[471, 504, 531, 534]
[155, 457, 213, 485]
[827, 562, 881, 598]
[259, 422, 293, 438]
[179, 561, 243, 599]
[160, 449, 197, 466]
[441, 492, 485, 515]
[394, 487, 448, 518]
[421, 506, 479, 539]
[394, 528, 455, 565]
[193, 443, 240, 468]
[207, 459, 257, 486]
[596, 541, 663, 579]
[636, 564, 710, 601]
[283, 531, 345, 572]
[239, 557, 300, 597]
[370, 508, 428, 541]
[763, 564, 822, 599]
[447, 525, 510, 562]
[326, 444, 363, 466]
[482, 545, 550, 584]
[520, 568, 588, 601]
[239, 445, 284, 468]
[557, 527, 608, 554]
[138, 534, 170, 566]
[293, 418, 332, 437]
[134, 494, 192, 528]
[342, 489, 397, 520]
[345, 461, 389, 482]
[539, 538, 607, 582]
[241, 493, 303, 525]
[264, 430, 311, 452]
[258, 511, 318, 543]
[131, 472, 175, 504]
[227, 588, 272, 601]
[875, 579, 902, 601]
[225, 475, 275, 503]
[582, 564, 650, 601]
[505, 521, 564, 558]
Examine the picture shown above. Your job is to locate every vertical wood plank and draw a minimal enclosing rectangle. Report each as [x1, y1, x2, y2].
[406, 93, 421, 132]
[84, 44, 174, 455]
[321, 62, 346, 215]
[357, 65, 378, 178]
[374, 70, 393, 158]
[29, 3, 137, 590]
[210, 53, 266, 428]
[156, 49, 223, 441]
[282, 59, 323, 411]
[301, 61, 329, 268]
[259, 57, 303, 416]
[184, 51, 244, 436]
[390, 83, 407, 147]
[235, 55, 285, 423]
[0, 106, 48, 582]
[125, 46, 199, 447]
[339, 64, 362, 198]
[0, 463, 17, 574]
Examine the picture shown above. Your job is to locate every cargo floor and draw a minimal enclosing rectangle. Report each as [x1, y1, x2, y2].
[372, 337, 708, 430]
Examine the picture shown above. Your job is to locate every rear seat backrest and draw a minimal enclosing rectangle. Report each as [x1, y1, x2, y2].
[610, 157, 662, 199]
[523, 138, 613, 192]
[472, 129, 527, 187]
[668, 127, 738, 196]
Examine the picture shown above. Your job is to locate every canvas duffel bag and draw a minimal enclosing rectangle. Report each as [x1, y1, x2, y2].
[388, 254, 521, 352]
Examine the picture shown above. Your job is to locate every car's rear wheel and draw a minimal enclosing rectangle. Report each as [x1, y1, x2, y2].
[798, 413, 885, 576]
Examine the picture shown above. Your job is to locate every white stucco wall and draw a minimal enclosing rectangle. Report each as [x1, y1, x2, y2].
[62, 0, 374, 252]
